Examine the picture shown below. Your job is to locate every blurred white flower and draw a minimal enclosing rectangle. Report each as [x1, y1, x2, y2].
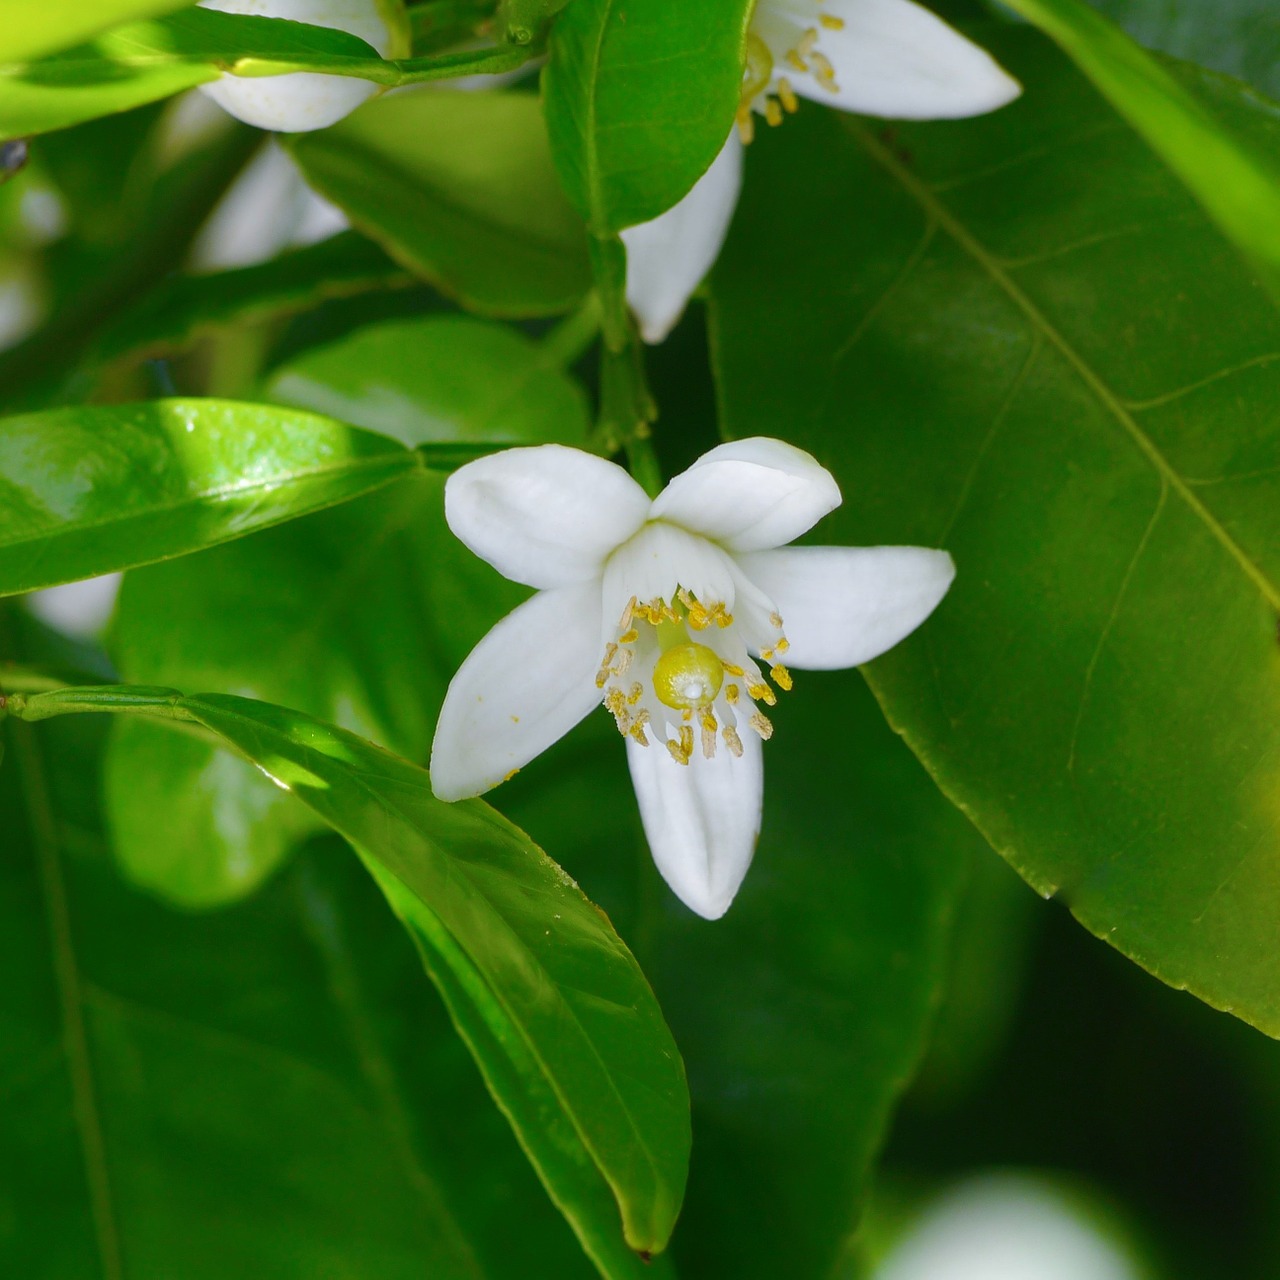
[430, 438, 953, 919]
[621, 0, 1022, 343]
[874, 1174, 1147, 1280]
[25, 574, 123, 641]
[196, 0, 397, 132]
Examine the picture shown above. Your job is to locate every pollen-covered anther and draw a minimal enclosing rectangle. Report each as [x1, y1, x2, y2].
[770, 663, 793, 692]
[723, 724, 744, 758]
[595, 642, 618, 688]
[629, 709, 651, 746]
[699, 709, 718, 759]
[619, 596, 636, 631]
[619, 628, 639, 644]
[750, 711, 774, 741]
[627, 682, 644, 705]
[819, 13, 845, 29]
[769, 611, 784, 628]
[775, 636, 790, 654]
[748, 681, 778, 708]
[725, 683, 741, 705]
[811, 51, 839, 92]
[765, 98, 784, 127]
[777, 77, 799, 114]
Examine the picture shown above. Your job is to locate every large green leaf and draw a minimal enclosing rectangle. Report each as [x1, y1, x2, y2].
[288, 92, 593, 318]
[0, 0, 194, 63]
[541, 0, 753, 234]
[997, 0, 1280, 299]
[1082, 0, 1280, 103]
[0, 705, 597, 1279]
[709, 31, 1280, 1033]
[0, 398, 419, 597]
[266, 314, 592, 449]
[7, 683, 691, 1272]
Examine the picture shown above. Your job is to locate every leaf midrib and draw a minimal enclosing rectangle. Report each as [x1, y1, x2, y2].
[853, 122, 1280, 613]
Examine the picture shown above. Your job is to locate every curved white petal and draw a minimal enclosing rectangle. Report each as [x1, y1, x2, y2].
[737, 544, 955, 669]
[651, 437, 841, 552]
[430, 581, 605, 800]
[620, 132, 744, 345]
[445, 445, 652, 590]
[197, 0, 390, 132]
[626, 730, 763, 919]
[770, 0, 1021, 120]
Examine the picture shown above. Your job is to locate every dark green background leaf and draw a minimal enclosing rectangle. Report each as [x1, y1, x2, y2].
[266, 314, 592, 449]
[288, 92, 593, 317]
[710, 30, 1280, 1033]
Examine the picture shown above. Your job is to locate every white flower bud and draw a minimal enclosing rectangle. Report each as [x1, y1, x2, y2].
[196, 0, 398, 132]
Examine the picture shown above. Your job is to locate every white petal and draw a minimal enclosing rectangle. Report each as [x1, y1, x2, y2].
[620, 132, 743, 345]
[430, 582, 605, 800]
[626, 730, 763, 920]
[651, 437, 842, 552]
[601, 521, 739, 640]
[737, 545, 955, 669]
[196, 0, 390, 132]
[445, 445, 652, 590]
[773, 0, 1021, 120]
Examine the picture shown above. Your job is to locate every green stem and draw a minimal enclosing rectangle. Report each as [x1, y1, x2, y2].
[1, 686, 196, 725]
[540, 294, 601, 369]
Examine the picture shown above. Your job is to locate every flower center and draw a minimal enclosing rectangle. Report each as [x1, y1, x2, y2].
[653, 643, 725, 710]
[595, 586, 793, 766]
[737, 4, 845, 142]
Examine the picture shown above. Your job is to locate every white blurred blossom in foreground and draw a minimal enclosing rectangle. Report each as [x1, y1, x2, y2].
[622, 0, 1022, 343]
[874, 1174, 1147, 1280]
[196, 0, 404, 132]
[430, 439, 953, 919]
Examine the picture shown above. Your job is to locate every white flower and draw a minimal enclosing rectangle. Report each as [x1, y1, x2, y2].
[429, 438, 955, 920]
[197, 0, 400, 132]
[621, 0, 1022, 343]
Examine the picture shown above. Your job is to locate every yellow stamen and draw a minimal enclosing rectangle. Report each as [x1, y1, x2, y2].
[723, 725, 744, 758]
[765, 98, 784, 127]
[750, 711, 774, 740]
[725, 684, 740, 705]
[619, 628, 639, 645]
[748, 682, 778, 708]
[770, 664, 793, 692]
[819, 13, 845, 28]
[777, 77, 799, 114]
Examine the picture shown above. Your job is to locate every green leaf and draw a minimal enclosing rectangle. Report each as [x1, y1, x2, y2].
[104, 474, 462, 907]
[0, 707, 598, 1279]
[8, 676, 690, 1272]
[496, 674, 980, 1277]
[266, 314, 593, 449]
[708, 32, 1280, 1034]
[997, 0, 1280, 300]
[287, 91, 593, 318]
[1082, 0, 1280, 103]
[0, 0, 194, 63]
[88, 231, 412, 370]
[0, 398, 420, 597]
[542, 0, 753, 234]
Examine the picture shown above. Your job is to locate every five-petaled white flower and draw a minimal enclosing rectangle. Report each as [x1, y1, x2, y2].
[430, 439, 954, 919]
[621, 0, 1022, 343]
[197, 0, 404, 132]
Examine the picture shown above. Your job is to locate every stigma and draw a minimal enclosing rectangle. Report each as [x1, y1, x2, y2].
[596, 585, 793, 766]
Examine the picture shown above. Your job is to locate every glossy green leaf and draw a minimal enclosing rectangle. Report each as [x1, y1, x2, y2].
[89, 231, 412, 370]
[266, 315, 592, 449]
[541, 0, 753, 234]
[709, 32, 1280, 1033]
[997, 0, 1280, 299]
[495, 670, 980, 1278]
[0, 707, 597, 1279]
[105, 474, 457, 907]
[0, 0, 194, 63]
[0, 8, 527, 142]
[0, 398, 417, 597]
[288, 91, 593, 317]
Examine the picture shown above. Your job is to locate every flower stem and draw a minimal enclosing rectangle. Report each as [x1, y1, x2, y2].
[540, 294, 601, 369]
